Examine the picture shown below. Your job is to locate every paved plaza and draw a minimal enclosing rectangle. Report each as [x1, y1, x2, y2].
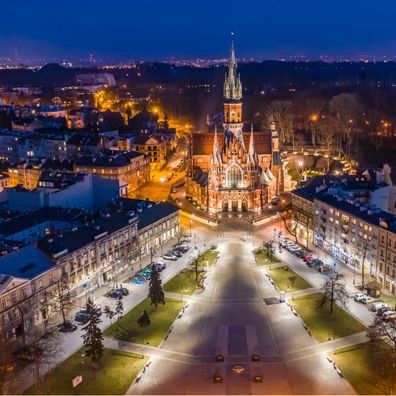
[128, 232, 357, 394]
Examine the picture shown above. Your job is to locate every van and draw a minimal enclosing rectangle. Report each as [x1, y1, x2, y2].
[371, 302, 388, 312]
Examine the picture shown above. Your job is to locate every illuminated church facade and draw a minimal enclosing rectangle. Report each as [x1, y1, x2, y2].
[186, 36, 283, 214]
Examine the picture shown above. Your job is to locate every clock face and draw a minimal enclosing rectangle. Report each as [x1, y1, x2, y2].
[230, 110, 236, 117]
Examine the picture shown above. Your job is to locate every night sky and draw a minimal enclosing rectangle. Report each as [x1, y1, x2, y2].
[1, 0, 396, 61]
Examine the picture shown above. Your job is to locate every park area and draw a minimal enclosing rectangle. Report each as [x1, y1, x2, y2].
[330, 341, 396, 395]
[104, 297, 184, 346]
[164, 269, 202, 294]
[290, 292, 366, 342]
[25, 348, 147, 395]
[253, 247, 280, 265]
[268, 266, 311, 292]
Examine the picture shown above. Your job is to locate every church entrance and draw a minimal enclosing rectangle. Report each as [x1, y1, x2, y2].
[232, 201, 238, 211]
[242, 201, 247, 211]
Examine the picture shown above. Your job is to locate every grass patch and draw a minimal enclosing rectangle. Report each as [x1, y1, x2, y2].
[25, 348, 147, 395]
[330, 342, 396, 395]
[254, 248, 280, 265]
[290, 292, 366, 342]
[104, 297, 184, 346]
[198, 249, 219, 266]
[164, 269, 203, 294]
[268, 266, 311, 292]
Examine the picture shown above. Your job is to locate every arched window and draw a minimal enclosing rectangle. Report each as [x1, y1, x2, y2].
[227, 164, 243, 188]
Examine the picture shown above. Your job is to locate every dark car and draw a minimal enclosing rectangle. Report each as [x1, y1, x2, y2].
[108, 290, 123, 299]
[119, 287, 129, 296]
[377, 306, 390, 316]
[170, 250, 182, 257]
[295, 250, 307, 258]
[59, 320, 77, 333]
[74, 311, 90, 324]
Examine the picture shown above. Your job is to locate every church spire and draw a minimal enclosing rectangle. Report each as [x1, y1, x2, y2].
[248, 124, 257, 165]
[224, 33, 242, 101]
[211, 125, 222, 165]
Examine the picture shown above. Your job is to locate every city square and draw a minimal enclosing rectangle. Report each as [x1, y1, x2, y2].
[1, 1, 396, 395]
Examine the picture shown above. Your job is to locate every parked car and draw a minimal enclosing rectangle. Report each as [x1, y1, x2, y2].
[132, 277, 145, 284]
[163, 253, 177, 261]
[371, 302, 388, 312]
[383, 310, 396, 320]
[288, 246, 301, 253]
[153, 262, 166, 271]
[119, 287, 129, 296]
[74, 311, 90, 324]
[318, 264, 332, 273]
[303, 254, 314, 262]
[354, 293, 367, 302]
[377, 306, 390, 316]
[59, 320, 77, 333]
[170, 249, 182, 257]
[108, 290, 123, 299]
[361, 295, 375, 305]
[295, 250, 307, 258]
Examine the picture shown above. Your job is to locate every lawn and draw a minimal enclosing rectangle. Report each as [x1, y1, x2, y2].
[25, 348, 147, 395]
[290, 293, 366, 342]
[104, 297, 184, 346]
[330, 342, 396, 395]
[268, 266, 311, 292]
[198, 249, 219, 266]
[254, 248, 280, 265]
[164, 269, 203, 294]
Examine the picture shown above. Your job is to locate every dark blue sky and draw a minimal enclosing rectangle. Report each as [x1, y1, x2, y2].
[2, 0, 396, 61]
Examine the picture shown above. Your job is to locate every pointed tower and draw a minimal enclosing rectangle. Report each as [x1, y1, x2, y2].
[223, 33, 244, 148]
[211, 125, 222, 165]
[248, 124, 258, 165]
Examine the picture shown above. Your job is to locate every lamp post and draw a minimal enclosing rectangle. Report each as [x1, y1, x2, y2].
[189, 219, 192, 238]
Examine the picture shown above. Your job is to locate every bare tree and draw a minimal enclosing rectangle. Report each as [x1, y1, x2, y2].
[319, 272, 349, 317]
[368, 317, 396, 350]
[328, 93, 362, 158]
[265, 100, 294, 145]
[190, 247, 205, 287]
[0, 330, 15, 395]
[25, 329, 59, 394]
[51, 274, 73, 325]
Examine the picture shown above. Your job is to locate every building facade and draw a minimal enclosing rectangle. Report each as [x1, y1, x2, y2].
[74, 151, 150, 195]
[186, 37, 283, 214]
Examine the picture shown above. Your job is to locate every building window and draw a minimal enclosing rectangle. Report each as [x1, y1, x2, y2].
[226, 164, 243, 188]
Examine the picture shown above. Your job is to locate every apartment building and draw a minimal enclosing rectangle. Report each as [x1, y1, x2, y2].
[0, 246, 60, 340]
[75, 151, 150, 194]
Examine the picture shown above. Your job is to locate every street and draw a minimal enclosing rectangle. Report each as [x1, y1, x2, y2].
[12, 218, 376, 394]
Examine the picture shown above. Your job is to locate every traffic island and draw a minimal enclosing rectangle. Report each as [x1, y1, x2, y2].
[164, 269, 204, 294]
[103, 297, 184, 346]
[289, 293, 366, 342]
[267, 266, 311, 292]
[24, 348, 147, 395]
[253, 248, 280, 265]
[329, 341, 396, 395]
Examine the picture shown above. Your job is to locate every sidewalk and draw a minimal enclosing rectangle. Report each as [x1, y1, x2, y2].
[10, 233, 218, 394]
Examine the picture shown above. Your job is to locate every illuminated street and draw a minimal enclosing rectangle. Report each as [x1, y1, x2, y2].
[128, 230, 356, 395]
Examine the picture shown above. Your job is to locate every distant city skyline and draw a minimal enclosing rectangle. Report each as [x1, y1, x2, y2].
[2, 0, 396, 64]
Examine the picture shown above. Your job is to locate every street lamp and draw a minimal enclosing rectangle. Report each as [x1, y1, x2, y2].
[189, 219, 192, 238]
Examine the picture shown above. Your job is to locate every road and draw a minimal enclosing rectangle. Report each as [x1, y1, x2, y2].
[10, 229, 217, 394]
[12, 218, 376, 394]
[129, 233, 356, 395]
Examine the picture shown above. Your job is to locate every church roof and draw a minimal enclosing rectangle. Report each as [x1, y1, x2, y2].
[192, 131, 271, 156]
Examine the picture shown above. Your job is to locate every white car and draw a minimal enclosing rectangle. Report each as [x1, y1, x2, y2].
[163, 253, 177, 261]
[361, 295, 375, 305]
[354, 293, 367, 302]
[288, 245, 301, 253]
[383, 310, 396, 320]
[371, 302, 388, 312]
